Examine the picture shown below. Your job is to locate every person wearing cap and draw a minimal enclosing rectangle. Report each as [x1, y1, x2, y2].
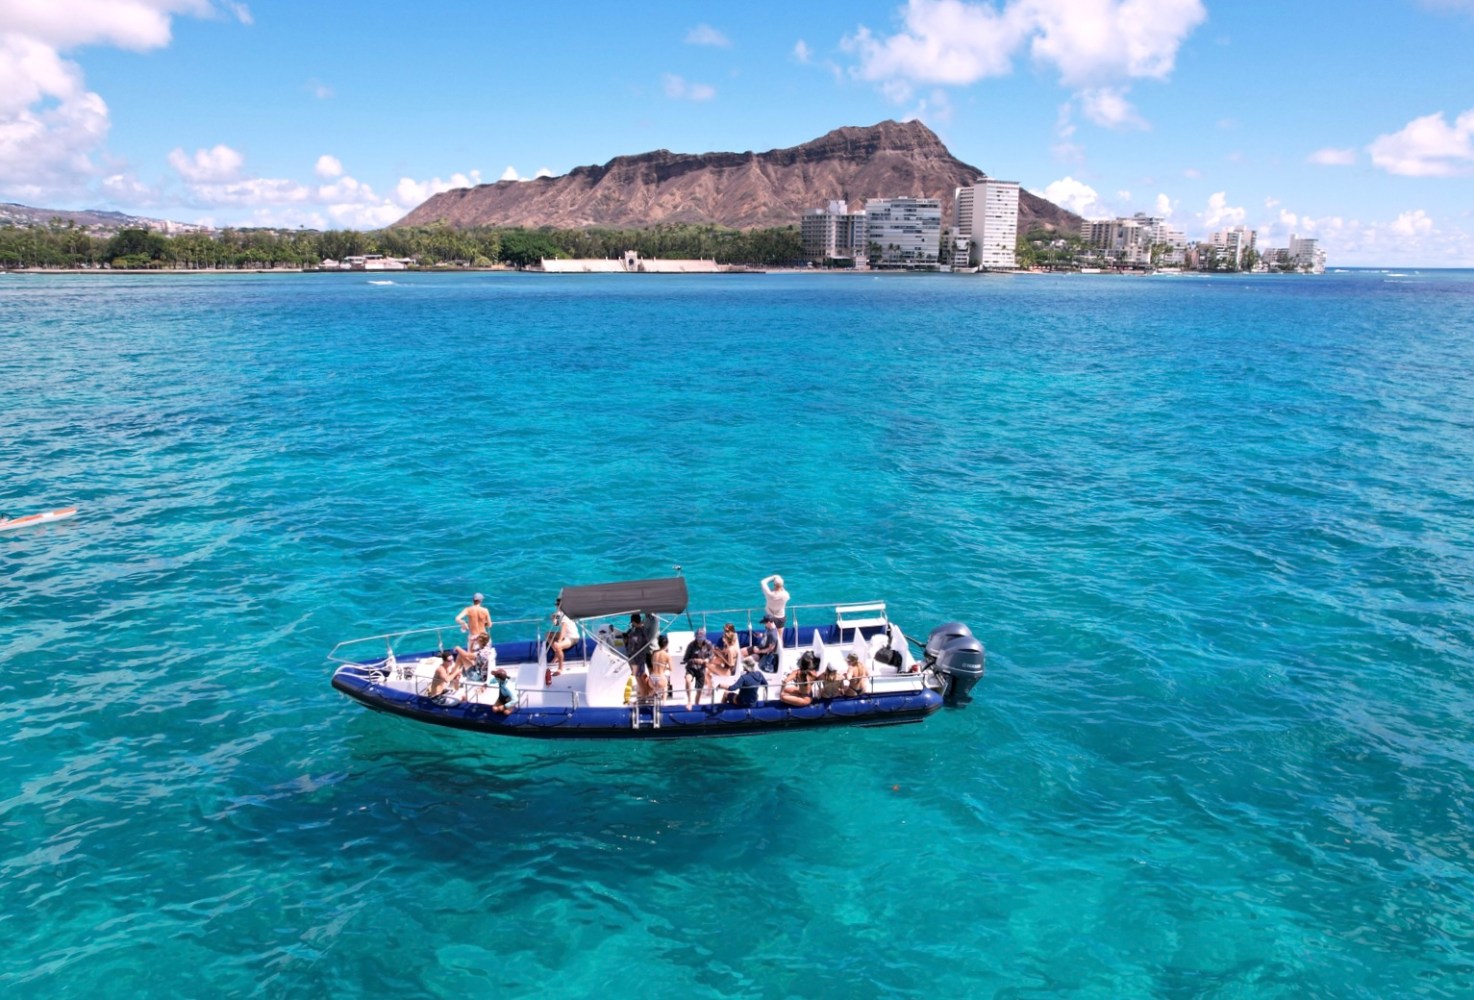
[621, 612, 652, 697]
[745, 615, 780, 673]
[489, 667, 517, 715]
[761, 574, 790, 629]
[456, 593, 491, 642]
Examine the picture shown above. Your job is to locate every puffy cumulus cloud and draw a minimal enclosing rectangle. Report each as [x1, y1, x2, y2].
[1078, 86, 1146, 130]
[794, 39, 812, 63]
[167, 143, 243, 182]
[662, 73, 716, 101]
[1390, 208, 1434, 237]
[1308, 147, 1356, 166]
[1199, 191, 1245, 229]
[1155, 192, 1174, 217]
[843, 0, 1205, 109]
[1288, 210, 1474, 268]
[904, 88, 954, 125]
[315, 154, 343, 179]
[395, 170, 481, 206]
[1368, 109, 1474, 177]
[684, 24, 730, 47]
[1041, 176, 1104, 217]
[0, 1, 224, 200]
[495, 166, 553, 183]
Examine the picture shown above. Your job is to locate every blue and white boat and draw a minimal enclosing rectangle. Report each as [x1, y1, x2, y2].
[329, 576, 984, 740]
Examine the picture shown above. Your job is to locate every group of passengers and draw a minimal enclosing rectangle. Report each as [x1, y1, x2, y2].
[426, 593, 516, 712]
[675, 622, 872, 710]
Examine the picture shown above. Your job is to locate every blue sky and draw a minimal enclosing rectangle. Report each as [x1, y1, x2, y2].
[2, 0, 1472, 265]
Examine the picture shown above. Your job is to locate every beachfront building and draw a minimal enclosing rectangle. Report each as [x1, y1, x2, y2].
[1080, 214, 1187, 268]
[953, 178, 1020, 269]
[865, 197, 942, 269]
[800, 200, 868, 266]
[1206, 225, 1257, 270]
[1289, 235, 1326, 274]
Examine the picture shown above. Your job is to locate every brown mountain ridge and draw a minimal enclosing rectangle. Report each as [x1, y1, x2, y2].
[396, 120, 1079, 234]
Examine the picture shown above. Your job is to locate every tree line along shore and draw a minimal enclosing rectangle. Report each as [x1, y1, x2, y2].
[0, 221, 807, 271]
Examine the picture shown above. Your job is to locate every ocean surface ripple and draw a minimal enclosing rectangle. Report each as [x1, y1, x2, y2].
[2, 270, 1473, 998]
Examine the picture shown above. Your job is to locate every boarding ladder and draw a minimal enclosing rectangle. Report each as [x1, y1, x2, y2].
[630, 696, 662, 730]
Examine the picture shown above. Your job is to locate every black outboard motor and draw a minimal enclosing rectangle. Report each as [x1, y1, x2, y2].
[925, 622, 986, 706]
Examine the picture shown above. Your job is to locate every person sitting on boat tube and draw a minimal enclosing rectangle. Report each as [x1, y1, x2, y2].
[761, 574, 790, 629]
[489, 668, 517, 715]
[722, 661, 769, 707]
[456, 593, 491, 643]
[779, 653, 819, 707]
[816, 663, 845, 700]
[683, 631, 715, 708]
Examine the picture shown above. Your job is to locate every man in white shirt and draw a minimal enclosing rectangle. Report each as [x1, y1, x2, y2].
[761, 574, 790, 629]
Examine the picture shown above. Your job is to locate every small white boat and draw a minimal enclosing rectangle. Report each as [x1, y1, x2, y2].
[0, 506, 77, 532]
[329, 576, 985, 741]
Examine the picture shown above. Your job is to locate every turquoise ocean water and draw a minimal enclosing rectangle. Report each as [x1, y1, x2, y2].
[2, 269, 1473, 997]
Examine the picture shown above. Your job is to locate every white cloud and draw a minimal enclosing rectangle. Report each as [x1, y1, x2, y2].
[306, 78, 333, 99]
[167, 143, 244, 182]
[1041, 176, 1103, 217]
[662, 73, 716, 101]
[843, 0, 1206, 111]
[0, 1, 218, 200]
[1154, 192, 1174, 217]
[1390, 208, 1434, 237]
[315, 154, 342, 179]
[905, 88, 954, 125]
[1183, 167, 1201, 179]
[684, 24, 730, 47]
[184, 176, 310, 205]
[1199, 191, 1245, 229]
[794, 39, 812, 63]
[1264, 196, 1280, 208]
[395, 170, 481, 206]
[1079, 86, 1146, 130]
[1308, 147, 1356, 166]
[1368, 109, 1474, 177]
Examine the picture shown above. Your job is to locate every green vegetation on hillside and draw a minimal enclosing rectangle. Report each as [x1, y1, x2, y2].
[0, 220, 806, 270]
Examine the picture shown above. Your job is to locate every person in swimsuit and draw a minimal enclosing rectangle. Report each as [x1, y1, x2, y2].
[456, 593, 491, 643]
[547, 604, 577, 682]
[816, 664, 845, 699]
[845, 652, 869, 695]
[649, 634, 672, 700]
[426, 650, 460, 699]
[780, 660, 818, 707]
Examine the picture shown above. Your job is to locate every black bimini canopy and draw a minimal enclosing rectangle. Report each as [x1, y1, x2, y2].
[557, 577, 689, 620]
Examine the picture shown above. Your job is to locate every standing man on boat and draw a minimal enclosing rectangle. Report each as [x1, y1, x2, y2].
[761, 574, 790, 629]
[457, 593, 491, 643]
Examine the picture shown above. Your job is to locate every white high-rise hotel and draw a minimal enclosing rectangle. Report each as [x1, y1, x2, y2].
[953, 178, 1020, 269]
